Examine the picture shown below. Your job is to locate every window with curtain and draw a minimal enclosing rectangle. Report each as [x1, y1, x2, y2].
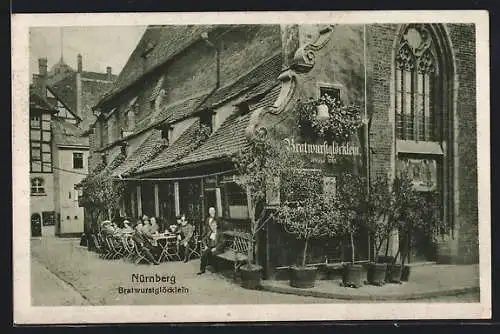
[395, 26, 437, 142]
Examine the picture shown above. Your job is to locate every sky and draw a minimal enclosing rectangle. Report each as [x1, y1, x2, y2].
[29, 26, 147, 78]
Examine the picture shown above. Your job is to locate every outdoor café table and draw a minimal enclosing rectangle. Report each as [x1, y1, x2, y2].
[153, 233, 181, 262]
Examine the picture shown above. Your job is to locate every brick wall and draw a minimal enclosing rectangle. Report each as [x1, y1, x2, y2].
[366, 24, 399, 179]
[92, 25, 281, 153]
[87, 127, 101, 173]
[448, 24, 478, 264]
[165, 25, 281, 103]
[364, 23, 478, 264]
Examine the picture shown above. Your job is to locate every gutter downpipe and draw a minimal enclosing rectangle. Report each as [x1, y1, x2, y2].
[364, 24, 372, 262]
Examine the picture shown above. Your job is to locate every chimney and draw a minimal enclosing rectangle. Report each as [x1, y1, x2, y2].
[106, 66, 112, 81]
[36, 58, 48, 96]
[38, 58, 48, 77]
[77, 54, 83, 73]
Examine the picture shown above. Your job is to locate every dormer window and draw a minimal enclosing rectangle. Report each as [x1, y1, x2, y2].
[120, 142, 128, 156]
[200, 112, 214, 135]
[160, 125, 173, 145]
[101, 152, 107, 165]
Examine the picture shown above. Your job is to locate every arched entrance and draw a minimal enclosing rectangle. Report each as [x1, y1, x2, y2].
[31, 213, 42, 237]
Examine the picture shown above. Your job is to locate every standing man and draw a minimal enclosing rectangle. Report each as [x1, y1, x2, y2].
[197, 207, 220, 275]
[177, 214, 194, 263]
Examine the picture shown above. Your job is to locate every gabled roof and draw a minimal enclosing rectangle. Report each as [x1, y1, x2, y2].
[52, 117, 89, 148]
[131, 92, 211, 135]
[48, 72, 78, 114]
[121, 52, 282, 141]
[46, 85, 82, 121]
[170, 84, 281, 168]
[197, 52, 282, 111]
[29, 87, 57, 112]
[111, 130, 165, 177]
[135, 119, 202, 174]
[99, 25, 216, 105]
[81, 71, 117, 81]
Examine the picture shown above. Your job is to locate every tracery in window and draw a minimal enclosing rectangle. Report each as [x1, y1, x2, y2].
[395, 25, 437, 142]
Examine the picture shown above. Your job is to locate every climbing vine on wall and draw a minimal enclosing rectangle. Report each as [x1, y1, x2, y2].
[79, 151, 127, 226]
[296, 95, 362, 144]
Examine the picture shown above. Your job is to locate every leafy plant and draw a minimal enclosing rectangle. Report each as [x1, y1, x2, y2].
[276, 186, 342, 267]
[366, 173, 396, 262]
[79, 152, 127, 233]
[335, 173, 367, 263]
[296, 94, 362, 144]
[233, 128, 301, 268]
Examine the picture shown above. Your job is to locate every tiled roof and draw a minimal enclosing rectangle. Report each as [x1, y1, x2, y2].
[197, 52, 282, 110]
[131, 92, 211, 135]
[248, 82, 281, 111]
[29, 88, 56, 112]
[172, 84, 281, 167]
[49, 72, 77, 114]
[99, 25, 215, 104]
[79, 115, 98, 134]
[52, 117, 89, 148]
[81, 71, 117, 81]
[131, 53, 281, 139]
[135, 119, 202, 173]
[172, 113, 252, 167]
[112, 130, 164, 177]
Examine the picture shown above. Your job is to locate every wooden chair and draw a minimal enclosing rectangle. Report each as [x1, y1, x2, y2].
[92, 234, 107, 259]
[131, 238, 151, 265]
[121, 235, 136, 261]
[158, 235, 181, 262]
[186, 231, 202, 261]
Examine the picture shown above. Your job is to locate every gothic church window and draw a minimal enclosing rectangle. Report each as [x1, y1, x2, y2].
[395, 25, 438, 142]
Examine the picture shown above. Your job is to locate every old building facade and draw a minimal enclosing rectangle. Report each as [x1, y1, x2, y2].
[87, 24, 478, 276]
[30, 56, 116, 237]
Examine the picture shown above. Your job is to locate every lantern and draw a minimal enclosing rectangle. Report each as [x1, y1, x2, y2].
[316, 103, 330, 120]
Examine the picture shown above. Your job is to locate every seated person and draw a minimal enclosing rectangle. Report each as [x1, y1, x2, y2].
[149, 217, 160, 235]
[134, 219, 144, 232]
[132, 221, 159, 265]
[139, 217, 162, 262]
[122, 220, 134, 233]
[101, 221, 116, 237]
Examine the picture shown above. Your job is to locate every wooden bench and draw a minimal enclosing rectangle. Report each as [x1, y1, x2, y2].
[215, 230, 252, 279]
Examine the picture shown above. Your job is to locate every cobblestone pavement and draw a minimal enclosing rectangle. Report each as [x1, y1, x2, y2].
[31, 238, 337, 305]
[31, 256, 90, 306]
[31, 237, 479, 306]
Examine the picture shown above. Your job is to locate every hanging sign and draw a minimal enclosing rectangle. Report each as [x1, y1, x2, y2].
[283, 138, 361, 157]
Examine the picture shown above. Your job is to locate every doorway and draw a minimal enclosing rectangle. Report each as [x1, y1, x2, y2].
[31, 213, 42, 237]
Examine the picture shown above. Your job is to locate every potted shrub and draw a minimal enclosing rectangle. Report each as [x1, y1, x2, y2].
[276, 188, 340, 289]
[385, 173, 428, 283]
[335, 173, 368, 288]
[365, 174, 395, 286]
[233, 128, 300, 289]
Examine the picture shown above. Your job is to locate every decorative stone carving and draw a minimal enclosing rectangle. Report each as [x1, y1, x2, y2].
[290, 25, 334, 73]
[397, 24, 435, 74]
[267, 70, 298, 115]
[281, 24, 301, 69]
[245, 107, 268, 140]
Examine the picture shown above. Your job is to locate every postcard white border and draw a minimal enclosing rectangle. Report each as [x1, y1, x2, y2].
[12, 10, 491, 324]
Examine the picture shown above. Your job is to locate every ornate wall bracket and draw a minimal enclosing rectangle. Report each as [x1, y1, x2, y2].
[290, 25, 335, 73]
